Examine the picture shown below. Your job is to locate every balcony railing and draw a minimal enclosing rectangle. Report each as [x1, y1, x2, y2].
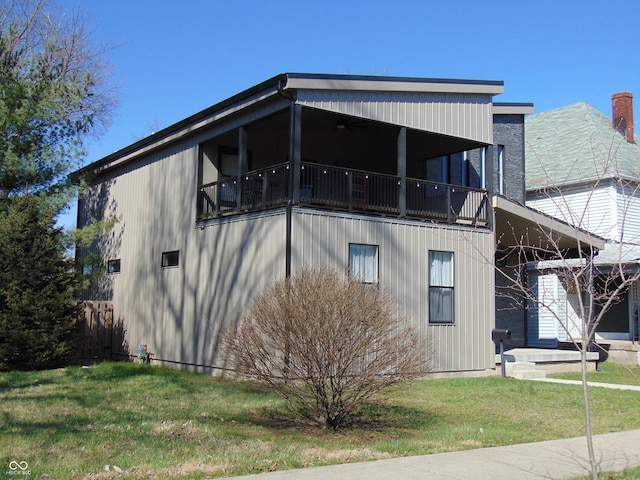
[197, 162, 488, 227]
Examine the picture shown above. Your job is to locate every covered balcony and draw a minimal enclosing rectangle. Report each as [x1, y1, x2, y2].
[195, 79, 496, 228]
[197, 161, 489, 226]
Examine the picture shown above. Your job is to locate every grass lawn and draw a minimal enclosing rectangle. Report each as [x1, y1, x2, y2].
[2, 362, 640, 480]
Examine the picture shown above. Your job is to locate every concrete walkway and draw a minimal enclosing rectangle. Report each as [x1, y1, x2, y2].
[224, 429, 640, 480]
[224, 379, 640, 480]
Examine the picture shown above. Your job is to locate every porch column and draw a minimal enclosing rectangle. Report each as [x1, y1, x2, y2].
[485, 144, 495, 231]
[286, 102, 302, 279]
[289, 103, 302, 204]
[237, 126, 248, 211]
[397, 127, 407, 218]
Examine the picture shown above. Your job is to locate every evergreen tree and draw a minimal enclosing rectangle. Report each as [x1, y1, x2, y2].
[0, 196, 82, 370]
[0, 1, 115, 370]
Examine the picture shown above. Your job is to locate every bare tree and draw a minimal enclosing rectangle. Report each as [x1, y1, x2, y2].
[224, 266, 432, 430]
[495, 135, 640, 480]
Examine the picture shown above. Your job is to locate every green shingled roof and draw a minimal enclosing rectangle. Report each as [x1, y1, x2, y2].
[525, 102, 640, 190]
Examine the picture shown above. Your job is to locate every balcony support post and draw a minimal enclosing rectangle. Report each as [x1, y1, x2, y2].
[290, 104, 302, 205]
[237, 126, 248, 212]
[485, 144, 495, 231]
[397, 127, 407, 218]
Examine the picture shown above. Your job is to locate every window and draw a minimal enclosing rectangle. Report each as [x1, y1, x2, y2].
[460, 151, 469, 187]
[162, 250, 179, 268]
[497, 145, 505, 195]
[479, 147, 487, 189]
[107, 259, 121, 273]
[349, 244, 379, 284]
[429, 251, 454, 324]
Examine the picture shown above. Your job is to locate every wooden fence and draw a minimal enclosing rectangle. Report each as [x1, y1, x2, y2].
[77, 301, 128, 361]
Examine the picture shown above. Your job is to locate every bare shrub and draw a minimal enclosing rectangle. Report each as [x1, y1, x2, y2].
[224, 266, 432, 429]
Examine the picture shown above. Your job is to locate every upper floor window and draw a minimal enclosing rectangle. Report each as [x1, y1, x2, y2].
[429, 250, 454, 324]
[497, 145, 505, 195]
[479, 147, 487, 190]
[349, 243, 379, 284]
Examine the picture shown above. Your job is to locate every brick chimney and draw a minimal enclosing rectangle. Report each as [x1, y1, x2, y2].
[612, 92, 634, 142]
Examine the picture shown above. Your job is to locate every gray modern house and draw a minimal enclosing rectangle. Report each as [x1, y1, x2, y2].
[77, 72, 561, 375]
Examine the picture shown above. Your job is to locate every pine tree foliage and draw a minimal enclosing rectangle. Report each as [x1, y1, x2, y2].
[0, 196, 82, 371]
[0, 0, 114, 370]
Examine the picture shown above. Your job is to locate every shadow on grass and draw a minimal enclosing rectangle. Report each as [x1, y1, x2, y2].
[244, 401, 441, 435]
[0, 374, 56, 393]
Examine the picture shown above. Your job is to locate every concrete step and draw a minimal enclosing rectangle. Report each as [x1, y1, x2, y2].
[512, 369, 547, 380]
[505, 361, 535, 377]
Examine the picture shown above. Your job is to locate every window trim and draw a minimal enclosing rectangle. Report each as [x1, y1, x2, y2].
[348, 243, 379, 285]
[428, 250, 455, 325]
[162, 250, 180, 268]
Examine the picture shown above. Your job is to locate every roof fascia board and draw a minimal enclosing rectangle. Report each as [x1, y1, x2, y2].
[80, 83, 284, 175]
[283, 74, 504, 95]
[493, 103, 534, 115]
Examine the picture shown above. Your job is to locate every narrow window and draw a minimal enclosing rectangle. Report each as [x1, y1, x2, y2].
[429, 251, 454, 324]
[107, 259, 121, 273]
[461, 151, 469, 187]
[497, 145, 505, 195]
[162, 250, 180, 268]
[479, 147, 487, 190]
[349, 244, 379, 284]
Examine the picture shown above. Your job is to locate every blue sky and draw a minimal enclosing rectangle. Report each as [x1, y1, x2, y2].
[57, 0, 639, 228]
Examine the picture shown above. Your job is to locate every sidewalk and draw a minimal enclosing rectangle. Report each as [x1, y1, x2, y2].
[223, 429, 640, 480]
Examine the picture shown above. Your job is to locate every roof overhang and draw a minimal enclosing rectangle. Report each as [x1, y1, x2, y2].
[493, 195, 605, 251]
[282, 72, 504, 95]
[493, 103, 534, 115]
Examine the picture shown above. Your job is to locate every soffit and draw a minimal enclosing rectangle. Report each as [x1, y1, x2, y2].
[493, 196, 605, 251]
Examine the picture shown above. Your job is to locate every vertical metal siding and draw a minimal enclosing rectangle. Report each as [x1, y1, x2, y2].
[85, 139, 288, 370]
[296, 90, 493, 144]
[291, 208, 495, 373]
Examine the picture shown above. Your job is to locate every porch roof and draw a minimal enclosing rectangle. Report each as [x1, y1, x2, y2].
[77, 72, 505, 177]
[493, 195, 605, 252]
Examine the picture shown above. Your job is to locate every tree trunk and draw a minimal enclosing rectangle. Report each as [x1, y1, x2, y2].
[581, 343, 598, 480]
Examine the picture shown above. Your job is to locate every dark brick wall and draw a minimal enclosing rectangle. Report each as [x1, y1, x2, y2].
[495, 265, 527, 349]
[467, 114, 526, 204]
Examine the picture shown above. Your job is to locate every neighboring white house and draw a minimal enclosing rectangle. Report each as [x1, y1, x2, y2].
[526, 92, 640, 345]
[77, 72, 566, 374]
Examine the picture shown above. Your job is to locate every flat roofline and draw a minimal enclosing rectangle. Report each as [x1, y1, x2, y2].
[493, 102, 534, 115]
[283, 72, 504, 95]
